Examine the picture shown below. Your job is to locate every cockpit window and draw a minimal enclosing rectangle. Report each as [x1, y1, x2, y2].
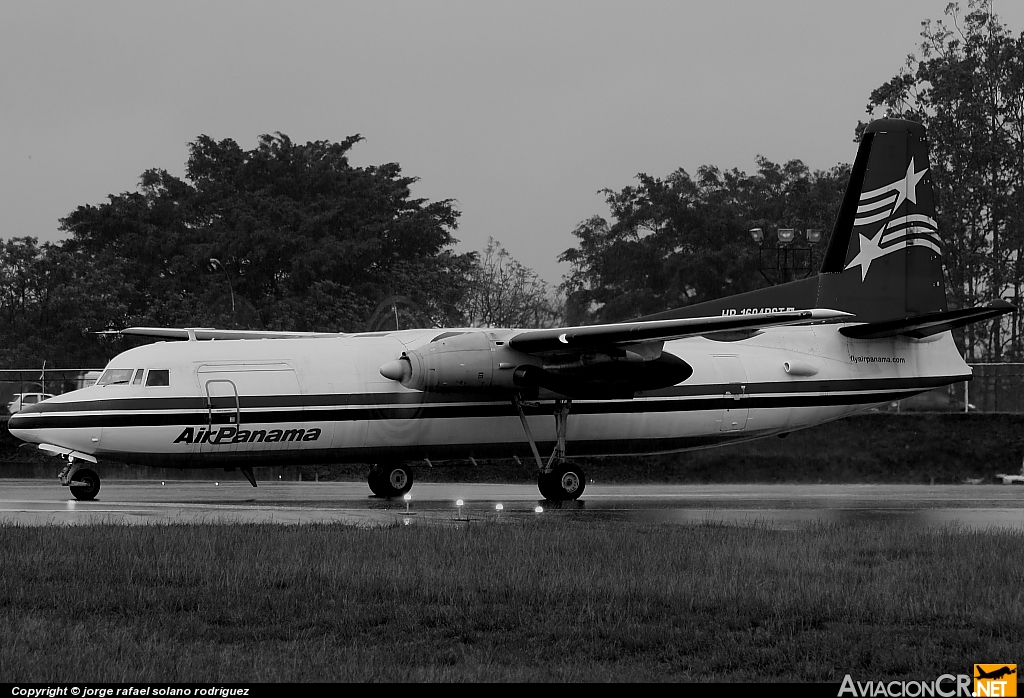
[132, 369, 144, 385]
[97, 368, 135, 386]
[146, 369, 170, 387]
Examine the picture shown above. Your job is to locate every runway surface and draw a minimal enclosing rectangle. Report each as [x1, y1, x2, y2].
[1, 479, 1023, 529]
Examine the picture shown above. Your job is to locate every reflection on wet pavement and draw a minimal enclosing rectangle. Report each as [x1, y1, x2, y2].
[1, 480, 1023, 530]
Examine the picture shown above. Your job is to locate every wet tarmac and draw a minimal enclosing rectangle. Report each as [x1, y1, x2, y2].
[1, 479, 1023, 530]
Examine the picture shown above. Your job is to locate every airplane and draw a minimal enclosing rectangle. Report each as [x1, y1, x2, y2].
[8, 117, 1014, 502]
[975, 666, 1016, 681]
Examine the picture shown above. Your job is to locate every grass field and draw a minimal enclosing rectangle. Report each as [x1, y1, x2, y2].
[2, 519, 1022, 682]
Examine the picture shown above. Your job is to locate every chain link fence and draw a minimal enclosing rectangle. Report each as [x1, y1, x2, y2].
[873, 363, 1024, 413]
[0, 368, 103, 417]
[960, 363, 1024, 413]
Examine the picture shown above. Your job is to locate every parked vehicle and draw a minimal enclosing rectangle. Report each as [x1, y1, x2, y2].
[7, 393, 54, 414]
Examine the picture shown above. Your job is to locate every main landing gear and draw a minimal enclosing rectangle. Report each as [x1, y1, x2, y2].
[514, 396, 586, 501]
[59, 459, 101, 501]
[367, 464, 415, 498]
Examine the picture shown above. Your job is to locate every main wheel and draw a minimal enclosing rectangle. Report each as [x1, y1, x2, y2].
[537, 464, 586, 501]
[70, 468, 100, 501]
[367, 465, 414, 498]
[367, 468, 387, 496]
[537, 471, 558, 500]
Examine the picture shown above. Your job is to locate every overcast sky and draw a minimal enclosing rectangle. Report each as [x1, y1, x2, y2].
[3, 1, 1022, 285]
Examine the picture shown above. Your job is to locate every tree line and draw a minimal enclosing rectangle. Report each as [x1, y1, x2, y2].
[0, 133, 562, 368]
[558, 1, 1021, 360]
[1, 1, 1018, 367]
[861, 0, 1024, 360]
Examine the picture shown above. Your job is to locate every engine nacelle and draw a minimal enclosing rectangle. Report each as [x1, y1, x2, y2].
[379, 332, 538, 393]
[379, 331, 694, 398]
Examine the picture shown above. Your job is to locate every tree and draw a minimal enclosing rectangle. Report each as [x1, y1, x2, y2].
[0, 237, 130, 366]
[560, 160, 850, 325]
[56, 133, 474, 334]
[464, 238, 561, 328]
[864, 0, 1024, 360]
[2, 133, 476, 368]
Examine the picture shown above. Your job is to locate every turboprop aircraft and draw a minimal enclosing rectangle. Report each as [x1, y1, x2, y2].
[8, 118, 1013, 501]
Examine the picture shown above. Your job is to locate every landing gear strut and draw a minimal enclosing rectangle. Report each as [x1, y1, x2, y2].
[513, 396, 586, 501]
[59, 459, 101, 501]
[367, 464, 414, 498]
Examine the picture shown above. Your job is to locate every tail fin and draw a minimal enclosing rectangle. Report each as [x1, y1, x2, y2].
[640, 118, 959, 324]
[815, 118, 947, 321]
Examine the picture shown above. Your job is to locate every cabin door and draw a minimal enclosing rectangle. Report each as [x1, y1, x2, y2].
[712, 355, 748, 431]
[201, 378, 241, 453]
[197, 363, 303, 454]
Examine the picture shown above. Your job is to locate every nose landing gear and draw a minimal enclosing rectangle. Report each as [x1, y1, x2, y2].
[59, 459, 101, 501]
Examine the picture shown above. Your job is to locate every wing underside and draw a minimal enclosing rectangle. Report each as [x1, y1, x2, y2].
[508, 308, 851, 354]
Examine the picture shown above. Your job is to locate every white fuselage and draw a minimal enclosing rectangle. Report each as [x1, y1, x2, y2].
[8, 324, 970, 468]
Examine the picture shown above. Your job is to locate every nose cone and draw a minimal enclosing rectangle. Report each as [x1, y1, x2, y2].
[379, 359, 411, 382]
[8, 393, 101, 454]
[8, 401, 46, 443]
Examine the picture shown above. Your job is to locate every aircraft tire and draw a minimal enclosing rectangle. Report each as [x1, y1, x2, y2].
[538, 465, 586, 501]
[367, 468, 386, 496]
[537, 472, 558, 500]
[70, 468, 101, 501]
[382, 465, 414, 497]
[368, 465, 414, 498]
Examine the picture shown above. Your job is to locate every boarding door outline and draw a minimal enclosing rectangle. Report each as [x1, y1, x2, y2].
[197, 363, 306, 454]
[201, 379, 241, 453]
[712, 355, 748, 431]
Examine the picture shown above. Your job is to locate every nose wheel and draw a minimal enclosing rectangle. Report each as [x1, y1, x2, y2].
[48, 452, 102, 501]
[69, 467, 101, 501]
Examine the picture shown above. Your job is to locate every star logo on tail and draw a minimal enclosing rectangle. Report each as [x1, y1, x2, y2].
[846, 232, 885, 282]
[844, 158, 937, 280]
[857, 158, 928, 212]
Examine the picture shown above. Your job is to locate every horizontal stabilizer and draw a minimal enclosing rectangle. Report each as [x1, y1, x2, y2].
[509, 308, 851, 354]
[839, 300, 1015, 340]
[114, 327, 345, 341]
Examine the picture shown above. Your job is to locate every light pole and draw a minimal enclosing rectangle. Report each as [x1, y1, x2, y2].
[749, 227, 819, 285]
[209, 258, 235, 326]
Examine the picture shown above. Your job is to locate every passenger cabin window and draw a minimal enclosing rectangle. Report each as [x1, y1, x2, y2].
[132, 369, 144, 385]
[97, 368, 135, 386]
[146, 369, 170, 387]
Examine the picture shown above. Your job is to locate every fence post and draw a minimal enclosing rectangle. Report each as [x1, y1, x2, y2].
[964, 353, 970, 413]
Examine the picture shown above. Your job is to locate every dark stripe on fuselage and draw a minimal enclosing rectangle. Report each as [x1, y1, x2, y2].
[99, 429, 794, 468]
[8, 375, 958, 431]
[14, 374, 967, 416]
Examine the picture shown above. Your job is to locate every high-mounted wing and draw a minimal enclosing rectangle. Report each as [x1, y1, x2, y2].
[379, 308, 851, 399]
[508, 308, 851, 354]
[114, 327, 346, 341]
